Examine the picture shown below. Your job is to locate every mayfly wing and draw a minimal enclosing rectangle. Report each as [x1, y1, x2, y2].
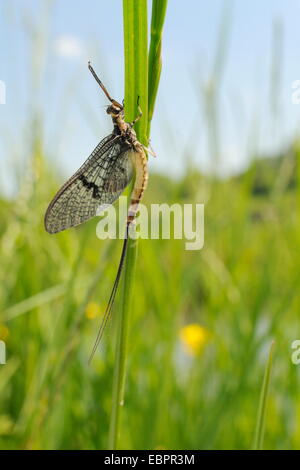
[44, 134, 134, 234]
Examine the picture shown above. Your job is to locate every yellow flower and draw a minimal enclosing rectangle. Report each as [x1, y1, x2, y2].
[85, 302, 101, 319]
[179, 323, 210, 356]
[0, 324, 9, 341]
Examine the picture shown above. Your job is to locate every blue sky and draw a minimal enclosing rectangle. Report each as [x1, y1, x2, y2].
[1, 0, 300, 195]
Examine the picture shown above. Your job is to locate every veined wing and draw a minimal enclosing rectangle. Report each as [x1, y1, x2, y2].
[44, 134, 134, 234]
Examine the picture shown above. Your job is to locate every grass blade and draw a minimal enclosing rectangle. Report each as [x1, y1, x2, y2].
[148, 0, 168, 131]
[108, 0, 148, 450]
[253, 341, 275, 450]
[108, 0, 168, 450]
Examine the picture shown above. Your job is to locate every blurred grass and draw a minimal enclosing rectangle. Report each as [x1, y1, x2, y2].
[1, 137, 300, 449]
[1, 2, 300, 451]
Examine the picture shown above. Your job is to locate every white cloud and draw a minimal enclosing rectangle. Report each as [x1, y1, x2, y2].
[54, 36, 84, 59]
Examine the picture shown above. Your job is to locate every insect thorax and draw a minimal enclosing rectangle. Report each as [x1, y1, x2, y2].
[112, 118, 137, 147]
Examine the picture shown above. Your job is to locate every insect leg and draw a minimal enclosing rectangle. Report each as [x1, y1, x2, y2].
[130, 96, 143, 126]
[143, 144, 157, 158]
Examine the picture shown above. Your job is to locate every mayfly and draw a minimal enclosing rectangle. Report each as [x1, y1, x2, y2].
[44, 62, 149, 361]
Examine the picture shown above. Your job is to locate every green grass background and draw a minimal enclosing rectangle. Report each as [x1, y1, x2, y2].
[1, 144, 300, 450]
[1, 1, 300, 450]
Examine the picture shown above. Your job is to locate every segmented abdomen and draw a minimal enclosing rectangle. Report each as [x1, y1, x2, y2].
[127, 147, 148, 225]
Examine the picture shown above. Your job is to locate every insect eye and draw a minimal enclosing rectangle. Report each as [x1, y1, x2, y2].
[107, 105, 120, 115]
